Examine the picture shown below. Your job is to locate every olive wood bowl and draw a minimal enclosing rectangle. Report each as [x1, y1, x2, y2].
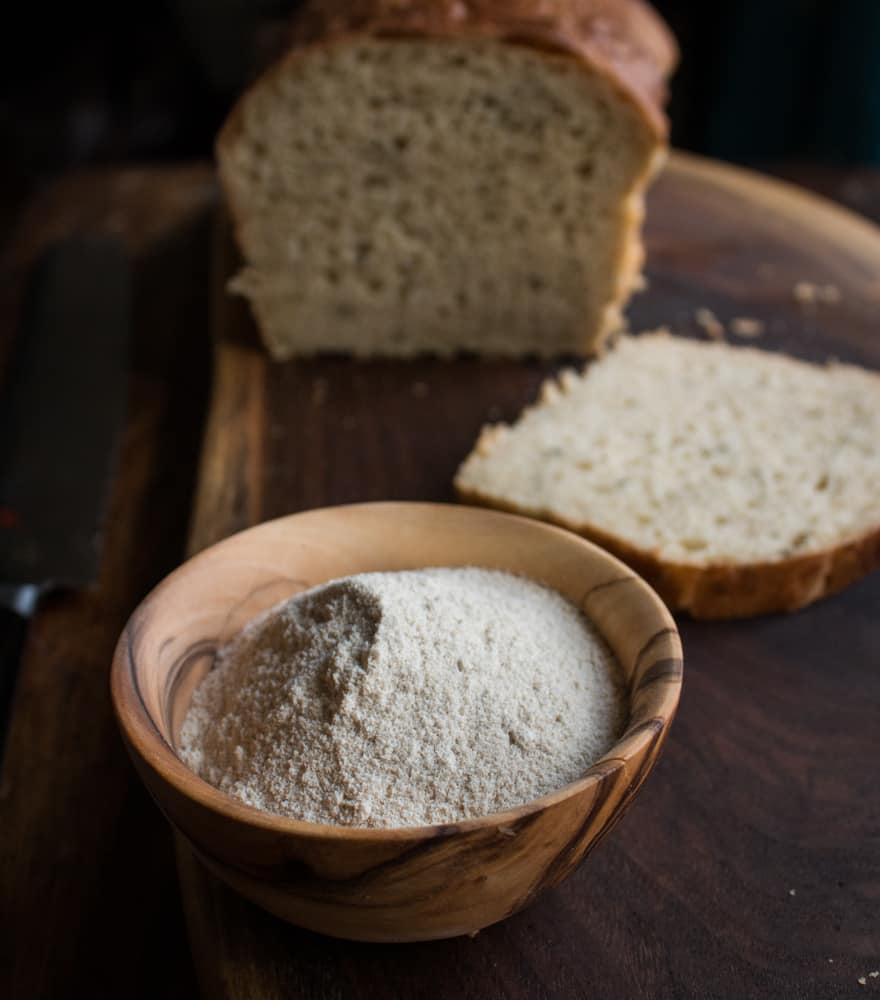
[111, 502, 682, 942]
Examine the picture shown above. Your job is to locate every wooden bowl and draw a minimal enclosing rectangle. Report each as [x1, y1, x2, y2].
[111, 502, 682, 942]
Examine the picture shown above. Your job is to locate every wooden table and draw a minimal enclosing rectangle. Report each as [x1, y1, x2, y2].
[1, 159, 878, 999]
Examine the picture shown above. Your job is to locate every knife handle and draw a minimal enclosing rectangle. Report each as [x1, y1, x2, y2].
[0, 605, 27, 755]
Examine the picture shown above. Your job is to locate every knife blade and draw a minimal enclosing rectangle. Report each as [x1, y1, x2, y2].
[0, 236, 131, 739]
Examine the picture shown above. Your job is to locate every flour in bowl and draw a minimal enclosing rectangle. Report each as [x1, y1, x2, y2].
[178, 567, 626, 828]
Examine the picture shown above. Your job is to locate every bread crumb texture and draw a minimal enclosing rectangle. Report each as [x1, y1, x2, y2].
[456, 332, 880, 566]
[179, 568, 625, 828]
[793, 281, 841, 306]
[695, 307, 724, 341]
[730, 316, 764, 338]
[219, 37, 657, 357]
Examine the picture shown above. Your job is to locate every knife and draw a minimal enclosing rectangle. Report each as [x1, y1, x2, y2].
[0, 236, 131, 744]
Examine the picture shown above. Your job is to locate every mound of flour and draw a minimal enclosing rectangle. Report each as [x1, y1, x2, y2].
[179, 568, 626, 828]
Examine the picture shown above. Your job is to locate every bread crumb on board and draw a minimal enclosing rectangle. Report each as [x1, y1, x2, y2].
[794, 281, 841, 306]
[696, 312, 765, 341]
[730, 317, 765, 338]
[695, 307, 725, 340]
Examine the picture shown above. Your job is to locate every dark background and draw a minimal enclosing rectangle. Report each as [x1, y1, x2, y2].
[2, 0, 880, 220]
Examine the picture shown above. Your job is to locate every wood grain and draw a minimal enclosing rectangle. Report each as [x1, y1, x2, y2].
[178, 152, 880, 996]
[629, 153, 880, 367]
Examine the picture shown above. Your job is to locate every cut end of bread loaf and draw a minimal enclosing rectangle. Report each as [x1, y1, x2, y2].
[455, 333, 880, 618]
[218, 36, 663, 359]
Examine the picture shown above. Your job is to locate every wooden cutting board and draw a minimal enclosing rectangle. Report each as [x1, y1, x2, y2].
[178, 151, 880, 999]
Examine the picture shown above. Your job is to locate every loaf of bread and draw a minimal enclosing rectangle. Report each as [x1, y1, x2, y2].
[217, 0, 676, 359]
[456, 332, 880, 618]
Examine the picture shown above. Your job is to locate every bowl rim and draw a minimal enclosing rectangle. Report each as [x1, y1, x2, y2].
[111, 501, 682, 843]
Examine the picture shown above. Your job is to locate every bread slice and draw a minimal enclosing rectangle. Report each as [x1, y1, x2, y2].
[216, 0, 676, 359]
[456, 332, 880, 618]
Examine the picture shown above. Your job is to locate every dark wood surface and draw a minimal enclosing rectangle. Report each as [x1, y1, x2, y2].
[0, 165, 216, 999]
[1, 155, 879, 998]
[179, 152, 880, 998]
